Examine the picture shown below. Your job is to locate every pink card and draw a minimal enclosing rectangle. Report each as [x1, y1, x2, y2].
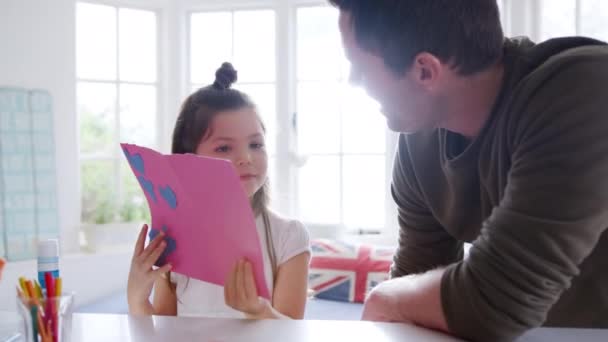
[121, 143, 270, 299]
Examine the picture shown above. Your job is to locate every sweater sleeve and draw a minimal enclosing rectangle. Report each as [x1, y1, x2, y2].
[391, 134, 464, 278]
[441, 52, 608, 341]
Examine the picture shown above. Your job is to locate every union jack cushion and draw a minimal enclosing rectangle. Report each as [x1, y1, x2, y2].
[308, 239, 395, 303]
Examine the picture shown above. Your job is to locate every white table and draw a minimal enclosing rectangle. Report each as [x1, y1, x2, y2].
[69, 314, 608, 342]
[3, 312, 608, 342]
[71, 313, 463, 342]
[0, 311, 21, 342]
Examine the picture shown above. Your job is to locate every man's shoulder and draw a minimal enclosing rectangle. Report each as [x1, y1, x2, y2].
[539, 44, 608, 75]
[519, 40, 608, 90]
[504, 41, 608, 132]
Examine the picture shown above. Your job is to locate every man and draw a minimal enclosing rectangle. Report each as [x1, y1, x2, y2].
[328, 0, 608, 341]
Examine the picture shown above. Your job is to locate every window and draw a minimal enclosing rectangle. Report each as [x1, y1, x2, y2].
[186, 4, 387, 233]
[497, 0, 504, 22]
[295, 6, 387, 231]
[189, 9, 278, 193]
[539, 0, 608, 41]
[77, 2, 159, 224]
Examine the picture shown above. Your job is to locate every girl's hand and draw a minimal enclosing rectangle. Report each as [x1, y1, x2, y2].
[224, 259, 270, 317]
[127, 225, 172, 311]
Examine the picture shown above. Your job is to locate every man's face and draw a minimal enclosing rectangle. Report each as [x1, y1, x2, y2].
[338, 11, 441, 133]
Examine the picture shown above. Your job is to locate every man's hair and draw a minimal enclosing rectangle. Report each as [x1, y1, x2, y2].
[329, 0, 504, 76]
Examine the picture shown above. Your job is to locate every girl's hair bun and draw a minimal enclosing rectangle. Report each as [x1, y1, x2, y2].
[213, 62, 238, 90]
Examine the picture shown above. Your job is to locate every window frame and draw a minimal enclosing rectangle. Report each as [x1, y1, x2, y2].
[76, 0, 165, 225]
[536, 0, 608, 41]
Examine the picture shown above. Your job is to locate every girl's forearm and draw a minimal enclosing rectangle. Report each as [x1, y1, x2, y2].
[128, 298, 156, 316]
[245, 301, 290, 320]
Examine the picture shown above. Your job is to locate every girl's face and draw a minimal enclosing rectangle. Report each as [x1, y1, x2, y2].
[196, 107, 268, 198]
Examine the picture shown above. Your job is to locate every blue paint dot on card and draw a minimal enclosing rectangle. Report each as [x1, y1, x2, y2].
[148, 227, 160, 241]
[159, 185, 177, 209]
[165, 237, 176, 254]
[137, 176, 157, 203]
[149, 225, 176, 266]
[123, 147, 145, 175]
[160, 226, 176, 254]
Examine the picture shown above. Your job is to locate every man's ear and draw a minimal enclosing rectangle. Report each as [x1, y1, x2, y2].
[411, 52, 443, 89]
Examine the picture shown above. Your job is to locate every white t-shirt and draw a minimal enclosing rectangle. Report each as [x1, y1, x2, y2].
[170, 210, 310, 318]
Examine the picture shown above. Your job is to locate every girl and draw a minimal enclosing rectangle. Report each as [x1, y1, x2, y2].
[127, 63, 310, 319]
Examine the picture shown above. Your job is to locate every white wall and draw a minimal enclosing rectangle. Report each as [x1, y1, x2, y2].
[0, 0, 80, 253]
[0, 0, 133, 312]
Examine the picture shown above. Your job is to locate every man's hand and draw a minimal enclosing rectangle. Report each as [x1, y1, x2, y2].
[361, 268, 450, 333]
[362, 277, 411, 322]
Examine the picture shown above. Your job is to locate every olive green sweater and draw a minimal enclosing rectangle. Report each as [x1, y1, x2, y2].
[391, 37, 608, 341]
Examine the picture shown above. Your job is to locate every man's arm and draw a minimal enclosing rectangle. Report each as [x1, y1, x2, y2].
[362, 135, 455, 332]
[390, 134, 463, 278]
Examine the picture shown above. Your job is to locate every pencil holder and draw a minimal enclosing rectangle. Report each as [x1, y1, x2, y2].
[17, 293, 74, 342]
